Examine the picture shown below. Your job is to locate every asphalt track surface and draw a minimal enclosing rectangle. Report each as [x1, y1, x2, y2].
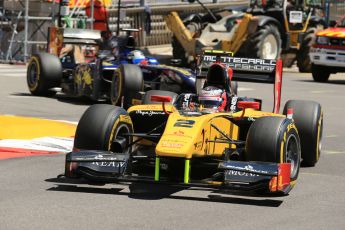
[1, 64, 345, 230]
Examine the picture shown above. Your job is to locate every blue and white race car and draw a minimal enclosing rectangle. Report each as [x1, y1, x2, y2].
[26, 28, 196, 108]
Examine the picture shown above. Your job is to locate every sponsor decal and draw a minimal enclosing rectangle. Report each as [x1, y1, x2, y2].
[202, 55, 276, 72]
[287, 123, 296, 132]
[91, 161, 126, 168]
[119, 115, 132, 124]
[230, 96, 238, 112]
[226, 170, 260, 177]
[194, 141, 203, 150]
[173, 130, 184, 136]
[161, 141, 183, 148]
[227, 164, 269, 175]
[135, 110, 165, 116]
[247, 117, 256, 122]
[165, 130, 193, 139]
[203, 56, 276, 66]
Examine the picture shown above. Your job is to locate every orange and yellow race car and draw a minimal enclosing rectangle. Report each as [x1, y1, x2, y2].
[310, 16, 345, 82]
[63, 51, 323, 195]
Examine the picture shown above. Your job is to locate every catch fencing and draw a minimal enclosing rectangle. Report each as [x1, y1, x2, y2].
[0, 0, 248, 62]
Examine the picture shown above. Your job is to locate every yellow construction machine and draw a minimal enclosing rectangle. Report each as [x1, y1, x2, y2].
[166, 0, 326, 72]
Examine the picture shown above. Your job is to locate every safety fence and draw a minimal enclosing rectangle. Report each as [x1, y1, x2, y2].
[1, 0, 249, 62]
[328, 0, 345, 21]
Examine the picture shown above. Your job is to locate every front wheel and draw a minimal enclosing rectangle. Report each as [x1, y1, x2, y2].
[312, 64, 330, 82]
[111, 64, 144, 109]
[245, 117, 301, 195]
[74, 104, 133, 153]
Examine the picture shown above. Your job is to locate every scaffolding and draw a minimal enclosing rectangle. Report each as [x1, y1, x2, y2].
[0, 0, 92, 63]
[0, 0, 248, 63]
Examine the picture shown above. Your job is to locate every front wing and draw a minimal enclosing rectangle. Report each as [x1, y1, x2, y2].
[65, 150, 291, 193]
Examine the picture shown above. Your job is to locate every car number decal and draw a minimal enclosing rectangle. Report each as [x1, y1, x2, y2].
[174, 120, 195, 128]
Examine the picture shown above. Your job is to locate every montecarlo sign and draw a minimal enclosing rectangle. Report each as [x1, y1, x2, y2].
[202, 55, 276, 73]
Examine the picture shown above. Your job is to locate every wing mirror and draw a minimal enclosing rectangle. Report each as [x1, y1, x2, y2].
[151, 95, 172, 103]
[237, 101, 260, 118]
[237, 101, 260, 110]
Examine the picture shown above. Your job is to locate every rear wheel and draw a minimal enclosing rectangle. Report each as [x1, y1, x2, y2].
[312, 64, 330, 82]
[27, 53, 62, 96]
[245, 116, 301, 195]
[74, 104, 133, 153]
[283, 100, 323, 166]
[111, 64, 144, 109]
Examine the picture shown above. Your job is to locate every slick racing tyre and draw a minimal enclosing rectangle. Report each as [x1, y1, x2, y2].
[283, 100, 323, 167]
[74, 104, 133, 153]
[111, 64, 144, 109]
[311, 64, 330, 82]
[245, 24, 282, 60]
[27, 53, 62, 96]
[245, 117, 301, 195]
[297, 25, 324, 73]
[143, 90, 178, 104]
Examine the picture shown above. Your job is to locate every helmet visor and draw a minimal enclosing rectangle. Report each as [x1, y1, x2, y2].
[198, 96, 222, 109]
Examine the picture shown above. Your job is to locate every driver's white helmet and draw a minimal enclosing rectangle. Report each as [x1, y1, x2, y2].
[127, 50, 146, 64]
[198, 86, 227, 112]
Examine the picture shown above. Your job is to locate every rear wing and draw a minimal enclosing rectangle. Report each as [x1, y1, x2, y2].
[47, 27, 101, 56]
[63, 28, 101, 44]
[197, 51, 283, 113]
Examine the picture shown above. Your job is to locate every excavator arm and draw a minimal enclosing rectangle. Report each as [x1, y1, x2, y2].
[165, 12, 197, 56]
[165, 12, 258, 57]
[221, 13, 258, 54]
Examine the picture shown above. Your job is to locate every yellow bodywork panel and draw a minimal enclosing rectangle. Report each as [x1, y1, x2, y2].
[156, 112, 239, 159]
[128, 104, 176, 114]
[130, 103, 285, 159]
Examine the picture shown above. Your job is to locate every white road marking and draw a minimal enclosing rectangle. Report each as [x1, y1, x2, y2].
[55, 120, 78, 125]
[325, 135, 338, 138]
[7, 95, 33, 99]
[0, 74, 25, 78]
[0, 137, 74, 152]
[0, 65, 26, 78]
[238, 87, 254, 92]
[323, 150, 345, 155]
[310, 90, 335, 94]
